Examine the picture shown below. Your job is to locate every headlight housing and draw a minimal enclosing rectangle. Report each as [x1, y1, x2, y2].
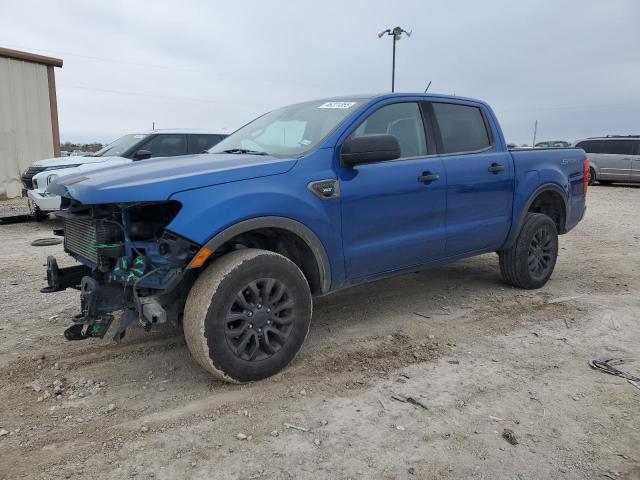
[46, 174, 59, 185]
[44, 164, 81, 171]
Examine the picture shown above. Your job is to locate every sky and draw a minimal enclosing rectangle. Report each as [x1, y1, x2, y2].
[1, 0, 639, 145]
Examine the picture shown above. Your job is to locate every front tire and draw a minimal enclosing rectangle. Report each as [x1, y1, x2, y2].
[183, 249, 312, 383]
[588, 167, 596, 186]
[499, 213, 558, 289]
[33, 206, 49, 221]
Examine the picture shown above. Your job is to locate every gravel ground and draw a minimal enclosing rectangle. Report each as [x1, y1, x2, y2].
[0, 185, 638, 480]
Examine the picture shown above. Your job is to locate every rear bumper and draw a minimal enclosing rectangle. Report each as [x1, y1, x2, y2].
[27, 189, 61, 211]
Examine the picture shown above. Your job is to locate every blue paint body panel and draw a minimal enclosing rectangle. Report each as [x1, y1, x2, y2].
[52, 93, 587, 292]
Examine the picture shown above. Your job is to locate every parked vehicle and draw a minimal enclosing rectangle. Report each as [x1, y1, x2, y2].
[44, 93, 588, 383]
[22, 129, 227, 217]
[574, 135, 640, 185]
[535, 140, 571, 148]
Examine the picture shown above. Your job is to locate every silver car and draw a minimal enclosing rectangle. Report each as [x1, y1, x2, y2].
[575, 136, 640, 185]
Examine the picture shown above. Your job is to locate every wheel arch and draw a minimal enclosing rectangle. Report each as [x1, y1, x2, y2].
[202, 216, 331, 295]
[503, 183, 568, 250]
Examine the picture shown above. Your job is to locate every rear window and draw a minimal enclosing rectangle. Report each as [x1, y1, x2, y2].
[139, 134, 187, 158]
[188, 134, 225, 154]
[432, 103, 491, 154]
[575, 140, 602, 154]
[601, 139, 637, 155]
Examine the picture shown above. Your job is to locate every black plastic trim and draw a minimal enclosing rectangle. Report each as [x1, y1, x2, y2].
[202, 216, 331, 293]
[503, 184, 569, 250]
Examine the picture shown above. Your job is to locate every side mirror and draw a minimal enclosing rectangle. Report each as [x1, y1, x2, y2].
[133, 149, 152, 160]
[341, 134, 401, 167]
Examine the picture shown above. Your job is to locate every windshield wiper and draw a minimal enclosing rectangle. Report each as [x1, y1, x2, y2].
[220, 148, 268, 156]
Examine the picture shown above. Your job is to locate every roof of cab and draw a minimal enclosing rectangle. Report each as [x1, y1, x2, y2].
[302, 92, 487, 106]
[141, 129, 228, 135]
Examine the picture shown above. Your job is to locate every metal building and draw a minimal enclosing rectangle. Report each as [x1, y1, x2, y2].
[0, 47, 63, 199]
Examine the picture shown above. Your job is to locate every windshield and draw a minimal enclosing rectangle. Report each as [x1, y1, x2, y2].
[209, 100, 364, 157]
[93, 134, 149, 157]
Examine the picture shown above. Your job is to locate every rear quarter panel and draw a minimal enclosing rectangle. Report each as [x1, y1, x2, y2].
[504, 148, 587, 248]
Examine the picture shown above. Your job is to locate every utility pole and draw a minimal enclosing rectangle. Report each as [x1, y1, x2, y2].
[532, 120, 538, 147]
[378, 26, 412, 92]
[152, 121, 155, 130]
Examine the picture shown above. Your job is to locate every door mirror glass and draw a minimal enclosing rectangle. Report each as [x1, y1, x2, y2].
[133, 149, 152, 160]
[341, 134, 401, 166]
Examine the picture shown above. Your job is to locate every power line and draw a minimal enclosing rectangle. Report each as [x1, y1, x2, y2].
[8, 44, 638, 114]
[498, 101, 640, 112]
[2, 43, 329, 90]
[57, 83, 277, 109]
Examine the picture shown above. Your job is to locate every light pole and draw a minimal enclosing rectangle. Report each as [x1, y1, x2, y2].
[378, 26, 411, 92]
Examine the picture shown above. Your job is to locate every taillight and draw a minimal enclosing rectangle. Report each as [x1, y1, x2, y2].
[583, 158, 589, 195]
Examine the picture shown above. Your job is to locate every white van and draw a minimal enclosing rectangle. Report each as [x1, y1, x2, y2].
[575, 136, 640, 185]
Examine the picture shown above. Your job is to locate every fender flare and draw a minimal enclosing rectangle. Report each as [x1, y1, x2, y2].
[202, 216, 332, 294]
[504, 183, 569, 249]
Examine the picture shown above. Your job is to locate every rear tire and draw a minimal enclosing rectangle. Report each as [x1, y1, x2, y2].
[183, 249, 312, 383]
[499, 213, 558, 289]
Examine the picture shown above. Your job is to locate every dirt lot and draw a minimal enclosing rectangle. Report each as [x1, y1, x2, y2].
[0, 185, 638, 480]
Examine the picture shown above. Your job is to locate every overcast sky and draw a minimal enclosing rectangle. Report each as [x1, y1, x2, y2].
[2, 0, 639, 145]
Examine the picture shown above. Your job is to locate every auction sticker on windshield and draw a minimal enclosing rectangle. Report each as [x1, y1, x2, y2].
[318, 102, 356, 109]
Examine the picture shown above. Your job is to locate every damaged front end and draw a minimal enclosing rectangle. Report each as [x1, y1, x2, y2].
[44, 200, 201, 341]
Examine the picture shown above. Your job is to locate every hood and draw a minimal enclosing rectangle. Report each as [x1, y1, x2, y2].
[34, 155, 122, 167]
[47, 153, 297, 205]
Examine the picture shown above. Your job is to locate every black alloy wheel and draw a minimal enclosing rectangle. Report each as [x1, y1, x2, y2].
[183, 249, 312, 383]
[498, 213, 559, 289]
[527, 226, 554, 282]
[225, 278, 295, 361]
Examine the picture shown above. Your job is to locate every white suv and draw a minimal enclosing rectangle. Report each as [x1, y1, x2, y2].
[22, 129, 226, 217]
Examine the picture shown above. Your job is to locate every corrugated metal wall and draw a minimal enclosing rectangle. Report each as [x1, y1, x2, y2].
[0, 57, 54, 199]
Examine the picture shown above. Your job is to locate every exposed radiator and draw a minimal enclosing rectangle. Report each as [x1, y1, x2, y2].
[63, 217, 121, 269]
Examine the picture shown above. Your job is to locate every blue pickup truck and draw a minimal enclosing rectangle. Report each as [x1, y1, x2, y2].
[45, 93, 588, 382]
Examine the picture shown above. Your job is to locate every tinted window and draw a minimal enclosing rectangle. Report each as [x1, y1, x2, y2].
[351, 102, 427, 158]
[575, 140, 602, 154]
[188, 134, 225, 154]
[432, 103, 491, 154]
[601, 140, 636, 155]
[139, 134, 187, 158]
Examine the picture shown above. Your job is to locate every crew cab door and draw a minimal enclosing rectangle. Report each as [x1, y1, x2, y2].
[428, 101, 514, 255]
[338, 101, 447, 279]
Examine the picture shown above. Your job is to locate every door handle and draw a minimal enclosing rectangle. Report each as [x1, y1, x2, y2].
[488, 163, 504, 173]
[417, 173, 439, 183]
